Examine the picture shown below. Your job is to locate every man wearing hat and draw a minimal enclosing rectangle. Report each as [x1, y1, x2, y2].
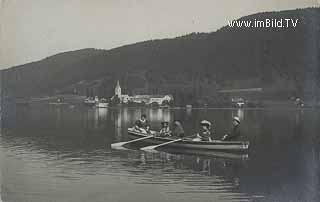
[222, 116, 241, 141]
[194, 120, 213, 141]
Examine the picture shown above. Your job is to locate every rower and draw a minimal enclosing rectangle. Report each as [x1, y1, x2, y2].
[134, 114, 150, 134]
[171, 120, 185, 138]
[193, 120, 213, 142]
[158, 121, 171, 137]
[222, 116, 241, 141]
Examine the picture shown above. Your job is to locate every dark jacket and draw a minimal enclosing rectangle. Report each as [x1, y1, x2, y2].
[224, 125, 241, 141]
[172, 124, 185, 138]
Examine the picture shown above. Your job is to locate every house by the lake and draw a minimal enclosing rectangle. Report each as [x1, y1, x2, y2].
[112, 80, 173, 105]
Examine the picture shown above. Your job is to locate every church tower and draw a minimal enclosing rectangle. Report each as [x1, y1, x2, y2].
[115, 80, 121, 97]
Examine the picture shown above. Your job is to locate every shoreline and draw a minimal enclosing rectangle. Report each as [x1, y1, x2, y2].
[10, 94, 320, 110]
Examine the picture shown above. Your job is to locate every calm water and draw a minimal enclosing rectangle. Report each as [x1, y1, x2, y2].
[1, 106, 320, 202]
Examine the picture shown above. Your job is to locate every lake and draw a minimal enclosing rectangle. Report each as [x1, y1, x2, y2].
[1, 106, 320, 202]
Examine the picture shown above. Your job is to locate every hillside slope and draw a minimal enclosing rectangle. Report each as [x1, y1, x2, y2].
[2, 7, 320, 105]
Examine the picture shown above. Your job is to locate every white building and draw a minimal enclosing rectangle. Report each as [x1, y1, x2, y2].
[121, 94, 130, 103]
[112, 81, 173, 105]
[149, 95, 173, 105]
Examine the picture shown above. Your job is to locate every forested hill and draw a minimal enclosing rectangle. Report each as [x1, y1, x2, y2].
[2, 7, 320, 105]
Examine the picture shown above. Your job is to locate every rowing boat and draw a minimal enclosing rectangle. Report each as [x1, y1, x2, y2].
[127, 128, 249, 152]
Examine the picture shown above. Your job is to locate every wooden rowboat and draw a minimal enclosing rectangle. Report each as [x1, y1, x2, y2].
[127, 128, 249, 152]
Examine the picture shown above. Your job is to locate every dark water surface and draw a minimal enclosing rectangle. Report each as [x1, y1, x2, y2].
[1, 106, 320, 202]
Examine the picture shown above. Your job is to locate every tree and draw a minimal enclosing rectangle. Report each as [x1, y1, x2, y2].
[110, 95, 121, 105]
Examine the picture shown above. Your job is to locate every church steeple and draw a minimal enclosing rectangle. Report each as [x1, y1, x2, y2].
[115, 80, 121, 97]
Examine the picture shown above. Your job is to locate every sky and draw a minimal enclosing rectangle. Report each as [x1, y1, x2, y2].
[0, 0, 319, 69]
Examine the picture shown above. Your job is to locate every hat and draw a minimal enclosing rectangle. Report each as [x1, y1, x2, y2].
[200, 120, 212, 127]
[233, 116, 241, 123]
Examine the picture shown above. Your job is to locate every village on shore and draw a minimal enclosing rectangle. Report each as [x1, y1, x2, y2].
[13, 79, 309, 110]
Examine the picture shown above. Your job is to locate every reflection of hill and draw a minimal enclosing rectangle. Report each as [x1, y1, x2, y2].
[2, 8, 320, 105]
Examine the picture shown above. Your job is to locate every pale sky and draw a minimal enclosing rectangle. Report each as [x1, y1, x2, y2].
[0, 0, 318, 69]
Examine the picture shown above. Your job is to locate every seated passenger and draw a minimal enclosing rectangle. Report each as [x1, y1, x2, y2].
[134, 114, 150, 134]
[159, 121, 171, 137]
[222, 116, 241, 141]
[193, 120, 213, 142]
[171, 120, 185, 138]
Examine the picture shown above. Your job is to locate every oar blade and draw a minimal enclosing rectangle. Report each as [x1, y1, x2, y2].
[140, 145, 158, 152]
[112, 146, 130, 151]
[111, 142, 128, 149]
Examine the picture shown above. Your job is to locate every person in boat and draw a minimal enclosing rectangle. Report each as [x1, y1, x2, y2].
[171, 120, 185, 138]
[194, 120, 213, 141]
[158, 121, 172, 137]
[222, 116, 241, 141]
[134, 114, 150, 134]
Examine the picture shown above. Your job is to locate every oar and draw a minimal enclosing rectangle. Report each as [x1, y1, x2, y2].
[140, 138, 183, 151]
[111, 135, 154, 149]
[140, 134, 202, 152]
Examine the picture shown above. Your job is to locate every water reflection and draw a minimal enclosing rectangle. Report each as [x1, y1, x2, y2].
[186, 108, 192, 117]
[234, 109, 244, 121]
[114, 108, 123, 141]
[97, 108, 108, 121]
[128, 151, 251, 201]
[1, 106, 320, 202]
